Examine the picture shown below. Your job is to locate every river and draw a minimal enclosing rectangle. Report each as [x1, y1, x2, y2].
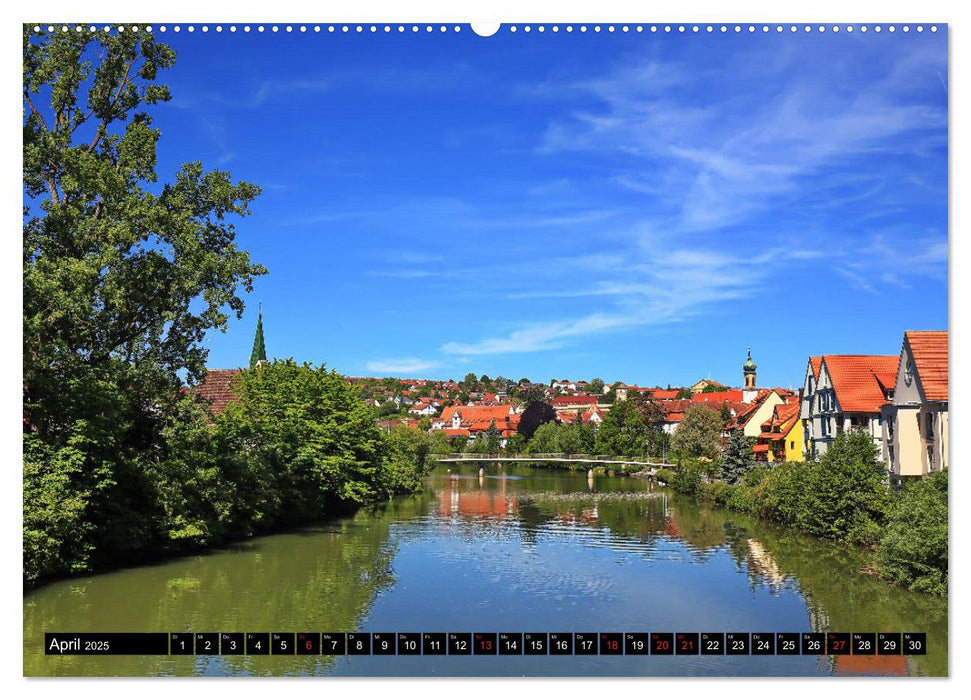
[23, 465, 947, 676]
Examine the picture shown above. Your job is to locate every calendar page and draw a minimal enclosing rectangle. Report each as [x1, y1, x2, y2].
[22, 12, 949, 681]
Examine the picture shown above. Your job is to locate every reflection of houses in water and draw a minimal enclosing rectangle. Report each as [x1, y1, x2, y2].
[439, 475, 518, 519]
[833, 652, 908, 676]
[746, 538, 788, 589]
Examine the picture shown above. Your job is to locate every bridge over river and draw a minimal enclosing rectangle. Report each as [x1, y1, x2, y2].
[433, 453, 679, 474]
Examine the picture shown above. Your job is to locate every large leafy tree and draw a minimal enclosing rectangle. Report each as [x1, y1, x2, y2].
[595, 399, 648, 455]
[23, 26, 266, 435]
[23, 27, 265, 582]
[671, 404, 723, 459]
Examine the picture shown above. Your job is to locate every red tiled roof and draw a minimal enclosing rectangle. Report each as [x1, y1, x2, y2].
[552, 395, 598, 406]
[648, 389, 681, 400]
[822, 355, 898, 413]
[439, 405, 513, 424]
[660, 399, 693, 416]
[193, 369, 242, 416]
[752, 444, 769, 453]
[665, 412, 685, 423]
[693, 390, 744, 404]
[905, 330, 948, 401]
[809, 356, 822, 380]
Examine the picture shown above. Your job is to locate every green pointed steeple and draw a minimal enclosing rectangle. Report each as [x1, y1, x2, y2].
[249, 304, 267, 370]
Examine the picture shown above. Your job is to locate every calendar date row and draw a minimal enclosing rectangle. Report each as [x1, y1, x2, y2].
[46, 632, 927, 656]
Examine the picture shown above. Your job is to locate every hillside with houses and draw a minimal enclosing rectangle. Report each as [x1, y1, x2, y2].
[196, 326, 948, 485]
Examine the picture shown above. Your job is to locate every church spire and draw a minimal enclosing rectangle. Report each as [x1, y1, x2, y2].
[249, 303, 267, 370]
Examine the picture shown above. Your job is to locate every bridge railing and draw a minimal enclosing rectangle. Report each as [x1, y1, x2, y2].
[431, 453, 678, 468]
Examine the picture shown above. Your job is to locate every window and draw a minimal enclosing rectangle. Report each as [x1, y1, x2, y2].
[790, 440, 795, 450]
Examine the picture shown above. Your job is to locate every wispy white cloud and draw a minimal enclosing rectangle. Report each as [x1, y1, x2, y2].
[540, 47, 946, 237]
[443, 244, 823, 356]
[366, 358, 438, 374]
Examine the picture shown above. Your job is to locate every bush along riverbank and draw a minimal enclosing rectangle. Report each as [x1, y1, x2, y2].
[23, 361, 433, 589]
[663, 431, 947, 597]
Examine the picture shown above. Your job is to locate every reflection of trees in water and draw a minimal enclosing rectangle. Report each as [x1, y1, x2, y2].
[664, 494, 947, 677]
[24, 498, 419, 677]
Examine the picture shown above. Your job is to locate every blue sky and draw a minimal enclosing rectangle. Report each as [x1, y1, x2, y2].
[148, 25, 947, 389]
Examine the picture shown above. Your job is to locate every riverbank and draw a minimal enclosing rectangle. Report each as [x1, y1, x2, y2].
[655, 434, 947, 597]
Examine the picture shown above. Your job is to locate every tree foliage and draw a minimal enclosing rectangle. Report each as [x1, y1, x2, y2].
[21, 30, 430, 586]
[877, 470, 948, 595]
[518, 401, 556, 441]
[671, 404, 723, 459]
[595, 399, 648, 455]
[720, 428, 753, 485]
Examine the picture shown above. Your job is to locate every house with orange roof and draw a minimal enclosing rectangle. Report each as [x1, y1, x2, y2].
[735, 388, 789, 440]
[557, 406, 606, 427]
[881, 331, 948, 481]
[432, 404, 518, 431]
[803, 354, 898, 458]
[754, 400, 804, 462]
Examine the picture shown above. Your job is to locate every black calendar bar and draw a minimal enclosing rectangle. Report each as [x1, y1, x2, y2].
[43, 632, 930, 655]
[45, 633, 169, 655]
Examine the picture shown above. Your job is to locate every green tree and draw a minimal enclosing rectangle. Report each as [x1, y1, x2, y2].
[670, 404, 723, 459]
[23, 29, 265, 584]
[24, 29, 265, 434]
[427, 430, 452, 454]
[878, 470, 948, 595]
[216, 361, 393, 524]
[504, 433, 527, 453]
[796, 431, 891, 545]
[484, 421, 502, 452]
[720, 401, 733, 424]
[557, 414, 596, 454]
[720, 428, 753, 485]
[588, 378, 605, 394]
[596, 400, 648, 455]
[528, 421, 561, 453]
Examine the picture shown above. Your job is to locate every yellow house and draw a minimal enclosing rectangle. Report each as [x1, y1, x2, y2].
[754, 400, 804, 462]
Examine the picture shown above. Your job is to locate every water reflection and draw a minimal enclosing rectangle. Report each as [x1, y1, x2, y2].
[24, 465, 946, 677]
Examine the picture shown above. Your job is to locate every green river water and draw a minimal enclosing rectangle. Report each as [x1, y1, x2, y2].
[24, 465, 947, 676]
